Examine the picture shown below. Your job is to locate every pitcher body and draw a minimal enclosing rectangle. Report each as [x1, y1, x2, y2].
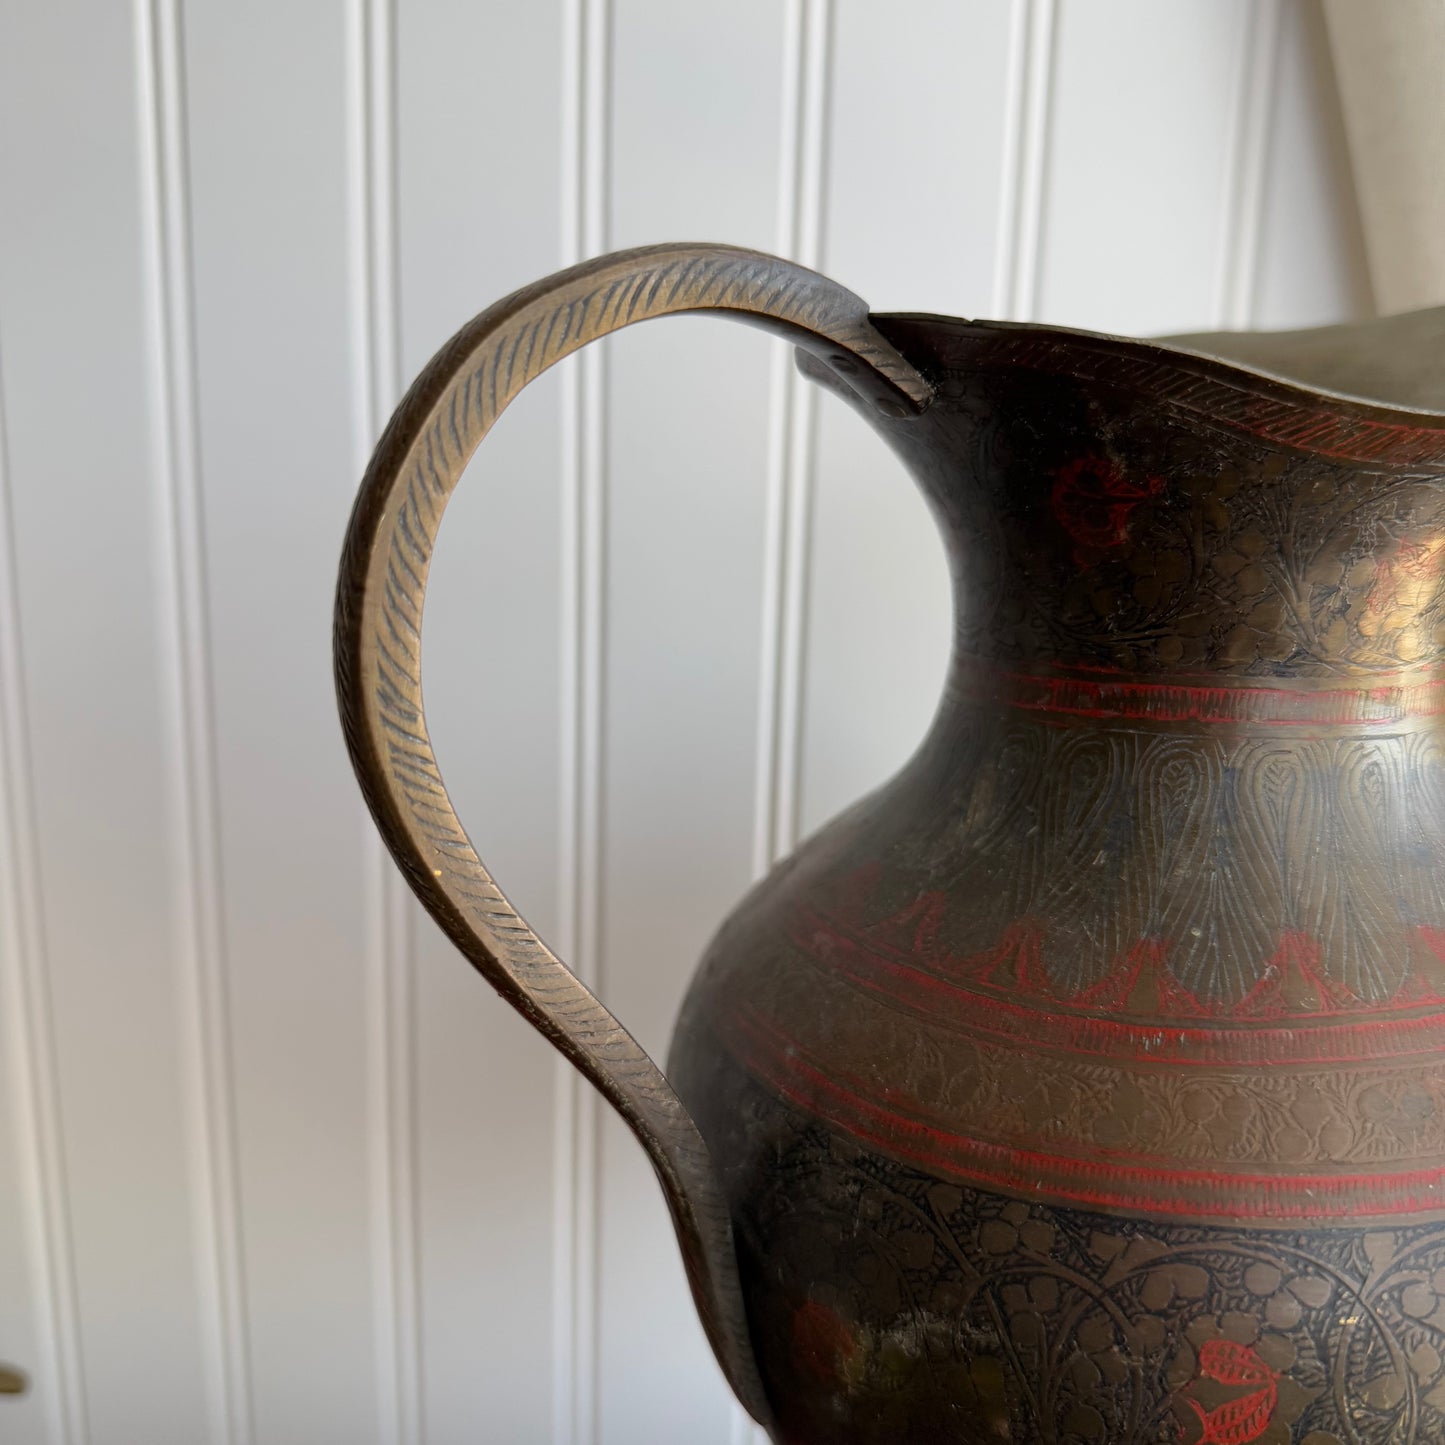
[337, 244, 1445, 1443]
[672, 314, 1445, 1443]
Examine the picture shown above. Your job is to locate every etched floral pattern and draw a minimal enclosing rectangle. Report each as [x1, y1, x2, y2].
[920, 360, 1445, 678]
[728, 1085, 1445, 1445]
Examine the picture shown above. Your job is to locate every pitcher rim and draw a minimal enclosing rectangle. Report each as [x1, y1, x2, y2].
[874, 311, 1445, 427]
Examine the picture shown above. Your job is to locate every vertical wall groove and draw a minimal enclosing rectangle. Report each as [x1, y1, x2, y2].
[0, 8, 1368, 1442]
[134, 2, 251, 1442]
[752, 0, 834, 882]
[744, 3, 834, 1433]
[1215, 0, 1286, 328]
[556, 2, 611, 1442]
[345, 2, 424, 1443]
[0, 341, 88, 1445]
[992, 0, 1058, 320]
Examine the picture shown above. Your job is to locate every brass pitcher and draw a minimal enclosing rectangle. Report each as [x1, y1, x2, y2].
[336, 243, 1445, 1444]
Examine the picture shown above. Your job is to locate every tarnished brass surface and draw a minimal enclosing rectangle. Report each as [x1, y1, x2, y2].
[335, 243, 931, 1433]
[338, 244, 1445, 1441]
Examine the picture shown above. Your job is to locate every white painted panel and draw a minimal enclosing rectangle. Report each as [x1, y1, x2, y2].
[0, 378, 54, 1445]
[0, 1055, 47, 1445]
[1040, 0, 1250, 335]
[180, 5, 378, 1442]
[599, 3, 786, 1440]
[821, 0, 1015, 318]
[800, 0, 1009, 838]
[0, 3, 212, 1442]
[396, 2, 566, 1442]
[1253, 0, 1372, 329]
[0, 3, 1381, 1443]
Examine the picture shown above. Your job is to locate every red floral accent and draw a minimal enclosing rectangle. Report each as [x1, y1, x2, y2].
[1185, 1339, 1278, 1445]
[1233, 932, 1358, 1018]
[790, 1299, 857, 1383]
[1050, 454, 1163, 560]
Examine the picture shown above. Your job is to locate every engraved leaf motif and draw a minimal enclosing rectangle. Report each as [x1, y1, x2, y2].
[1403, 731, 1445, 924]
[1187, 1387, 1278, 1445]
[1198, 1338, 1275, 1387]
[1187, 1340, 1279, 1445]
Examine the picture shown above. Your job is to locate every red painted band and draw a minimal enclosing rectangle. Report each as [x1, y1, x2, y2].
[799, 910, 1445, 1068]
[726, 1003, 1445, 1221]
[968, 664, 1445, 728]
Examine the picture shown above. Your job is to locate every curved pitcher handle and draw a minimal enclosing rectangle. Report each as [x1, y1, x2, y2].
[333, 242, 933, 1425]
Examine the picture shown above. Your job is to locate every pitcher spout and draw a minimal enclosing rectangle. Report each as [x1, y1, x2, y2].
[1164, 303, 1445, 415]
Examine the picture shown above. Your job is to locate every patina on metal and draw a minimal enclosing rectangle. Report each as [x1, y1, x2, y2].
[335, 241, 1445, 1444]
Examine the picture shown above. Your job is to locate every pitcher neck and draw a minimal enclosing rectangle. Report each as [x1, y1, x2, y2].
[936, 647, 1445, 742]
[853, 314, 1445, 687]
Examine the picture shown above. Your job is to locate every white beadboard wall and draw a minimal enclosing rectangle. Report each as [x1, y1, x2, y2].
[0, 2, 1370, 1442]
